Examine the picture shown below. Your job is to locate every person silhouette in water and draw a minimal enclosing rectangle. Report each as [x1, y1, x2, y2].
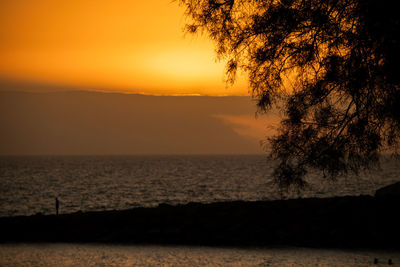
[55, 197, 59, 216]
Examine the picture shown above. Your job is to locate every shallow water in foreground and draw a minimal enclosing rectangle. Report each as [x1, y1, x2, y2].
[0, 244, 399, 266]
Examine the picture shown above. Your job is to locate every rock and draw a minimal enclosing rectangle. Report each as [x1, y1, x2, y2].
[375, 181, 400, 198]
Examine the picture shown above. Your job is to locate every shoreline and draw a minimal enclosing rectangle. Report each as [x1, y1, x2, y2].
[1, 195, 399, 249]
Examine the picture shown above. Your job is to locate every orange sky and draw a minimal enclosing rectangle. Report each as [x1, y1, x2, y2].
[0, 0, 248, 96]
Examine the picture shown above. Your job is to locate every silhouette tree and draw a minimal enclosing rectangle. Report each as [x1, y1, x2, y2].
[179, 0, 400, 189]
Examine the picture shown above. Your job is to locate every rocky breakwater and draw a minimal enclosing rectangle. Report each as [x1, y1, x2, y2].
[1, 184, 399, 248]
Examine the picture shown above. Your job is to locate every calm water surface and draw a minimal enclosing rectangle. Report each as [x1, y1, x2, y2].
[0, 244, 399, 267]
[1, 156, 399, 266]
[0, 155, 399, 217]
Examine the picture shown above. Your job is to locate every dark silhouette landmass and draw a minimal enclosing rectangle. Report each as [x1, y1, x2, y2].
[1, 194, 399, 248]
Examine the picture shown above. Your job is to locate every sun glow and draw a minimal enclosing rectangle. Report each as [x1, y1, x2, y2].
[0, 0, 249, 96]
[148, 49, 222, 81]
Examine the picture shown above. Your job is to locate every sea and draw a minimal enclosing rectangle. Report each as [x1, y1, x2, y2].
[1, 155, 399, 217]
[1, 155, 399, 266]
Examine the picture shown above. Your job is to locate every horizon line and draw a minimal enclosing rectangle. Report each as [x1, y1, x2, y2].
[0, 89, 254, 97]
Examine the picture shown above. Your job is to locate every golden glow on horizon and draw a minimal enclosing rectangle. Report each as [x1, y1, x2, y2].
[0, 0, 248, 96]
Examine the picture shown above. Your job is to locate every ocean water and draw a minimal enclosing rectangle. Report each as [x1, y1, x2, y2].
[1, 155, 400, 266]
[0, 155, 399, 217]
[0, 244, 399, 266]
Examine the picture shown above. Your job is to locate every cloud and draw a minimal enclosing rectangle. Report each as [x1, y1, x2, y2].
[212, 114, 280, 141]
[0, 91, 269, 155]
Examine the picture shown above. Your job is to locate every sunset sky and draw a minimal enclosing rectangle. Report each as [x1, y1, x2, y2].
[0, 1, 275, 155]
[0, 0, 248, 96]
